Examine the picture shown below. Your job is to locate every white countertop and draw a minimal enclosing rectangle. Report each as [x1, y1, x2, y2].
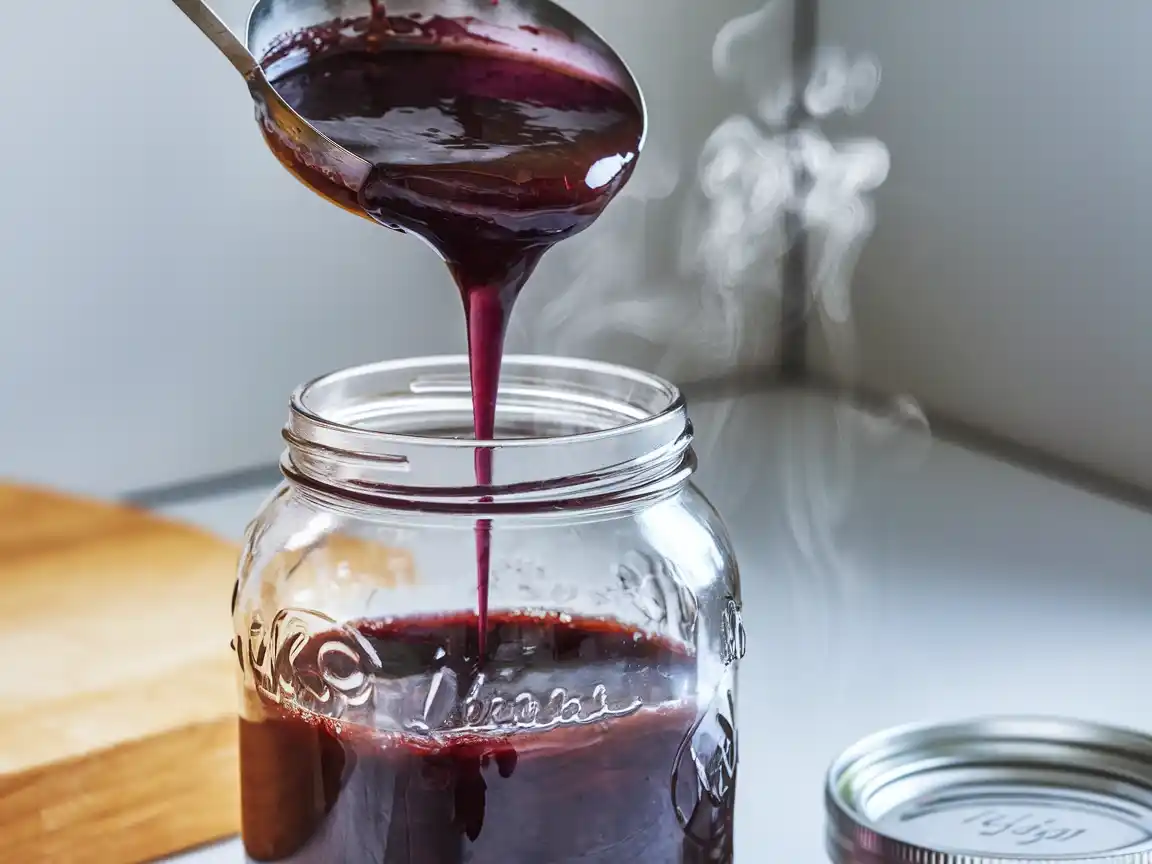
[156, 389, 1152, 864]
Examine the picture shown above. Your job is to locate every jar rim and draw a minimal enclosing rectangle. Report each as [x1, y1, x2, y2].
[291, 354, 684, 449]
[283, 355, 694, 512]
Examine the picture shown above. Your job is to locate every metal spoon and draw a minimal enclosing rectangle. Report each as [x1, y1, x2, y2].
[169, 0, 374, 190]
[169, 0, 647, 194]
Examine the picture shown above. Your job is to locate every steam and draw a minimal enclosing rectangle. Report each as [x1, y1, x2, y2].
[521, 2, 931, 689]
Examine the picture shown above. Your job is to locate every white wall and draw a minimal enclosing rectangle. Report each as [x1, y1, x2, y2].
[0, 0, 778, 497]
[811, 0, 1152, 488]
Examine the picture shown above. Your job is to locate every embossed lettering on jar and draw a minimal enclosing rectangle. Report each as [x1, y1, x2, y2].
[233, 357, 744, 863]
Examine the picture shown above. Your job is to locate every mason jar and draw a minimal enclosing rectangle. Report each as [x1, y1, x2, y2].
[232, 356, 744, 864]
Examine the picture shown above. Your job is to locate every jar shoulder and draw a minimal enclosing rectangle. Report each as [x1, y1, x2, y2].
[235, 483, 740, 633]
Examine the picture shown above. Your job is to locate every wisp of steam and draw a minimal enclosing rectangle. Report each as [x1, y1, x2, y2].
[520, 1, 932, 697]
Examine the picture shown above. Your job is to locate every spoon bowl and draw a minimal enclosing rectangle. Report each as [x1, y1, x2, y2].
[170, 0, 647, 197]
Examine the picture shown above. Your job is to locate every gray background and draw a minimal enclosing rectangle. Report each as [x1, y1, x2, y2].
[812, 0, 1152, 490]
[4, 1, 1148, 498]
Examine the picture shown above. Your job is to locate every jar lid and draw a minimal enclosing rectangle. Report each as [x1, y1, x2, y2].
[826, 717, 1152, 864]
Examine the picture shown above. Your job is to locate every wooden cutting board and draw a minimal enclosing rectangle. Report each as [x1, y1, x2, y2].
[0, 484, 243, 864]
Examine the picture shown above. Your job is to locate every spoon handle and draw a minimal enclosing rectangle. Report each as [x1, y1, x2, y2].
[170, 0, 261, 79]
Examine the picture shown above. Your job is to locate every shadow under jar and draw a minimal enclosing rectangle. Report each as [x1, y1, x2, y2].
[233, 356, 744, 864]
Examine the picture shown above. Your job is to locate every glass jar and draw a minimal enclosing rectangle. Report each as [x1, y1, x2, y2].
[232, 356, 744, 864]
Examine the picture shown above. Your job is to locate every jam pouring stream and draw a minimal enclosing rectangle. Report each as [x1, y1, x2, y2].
[168, 0, 647, 655]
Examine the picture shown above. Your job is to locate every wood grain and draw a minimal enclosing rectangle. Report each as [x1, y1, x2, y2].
[0, 484, 242, 863]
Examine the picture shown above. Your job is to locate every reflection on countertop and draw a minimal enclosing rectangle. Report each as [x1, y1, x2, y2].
[157, 388, 1152, 864]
